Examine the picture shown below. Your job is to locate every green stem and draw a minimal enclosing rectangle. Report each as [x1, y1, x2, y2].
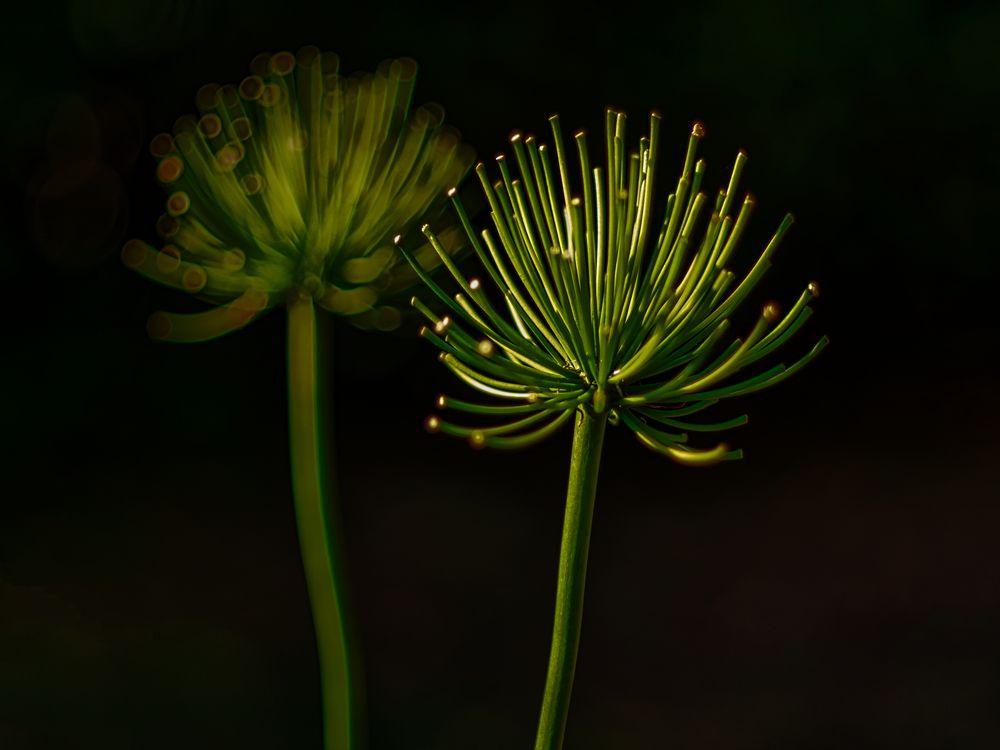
[287, 295, 355, 750]
[534, 407, 608, 750]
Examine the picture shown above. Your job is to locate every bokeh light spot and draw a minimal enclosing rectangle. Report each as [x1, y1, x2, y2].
[156, 245, 182, 273]
[156, 156, 183, 183]
[150, 133, 174, 158]
[155, 214, 179, 238]
[241, 173, 264, 195]
[239, 76, 263, 101]
[230, 117, 252, 141]
[121, 239, 147, 268]
[270, 51, 296, 76]
[182, 266, 207, 292]
[198, 114, 222, 139]
[166, 191, 190, 217]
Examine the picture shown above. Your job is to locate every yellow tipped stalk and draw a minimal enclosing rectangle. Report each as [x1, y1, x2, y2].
[401, 112, 825, 462]
[400, 110, 827, 750]
[127, 46, 473, 333]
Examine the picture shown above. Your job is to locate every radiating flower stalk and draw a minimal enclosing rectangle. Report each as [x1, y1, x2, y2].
[123, 47, 471, 750]
[398, 109, 827, 750]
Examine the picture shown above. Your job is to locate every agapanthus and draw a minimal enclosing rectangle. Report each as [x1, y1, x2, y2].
[400, 108, 826, 750]
[400, 110, 826, 464]
[123, 47, 473, 750]
[123, 46, 472, 340]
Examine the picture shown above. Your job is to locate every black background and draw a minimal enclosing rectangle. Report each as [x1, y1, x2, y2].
[3, 1, 1000, 748]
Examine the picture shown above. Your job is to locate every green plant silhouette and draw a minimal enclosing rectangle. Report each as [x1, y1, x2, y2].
[399, 109, 826, 750]
[124, 47, 472, 750]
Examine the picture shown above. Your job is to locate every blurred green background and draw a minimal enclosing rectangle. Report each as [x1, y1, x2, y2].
[3, 1, 1000, 748]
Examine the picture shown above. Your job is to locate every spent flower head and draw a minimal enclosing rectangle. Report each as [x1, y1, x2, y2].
[399, 110, 827, 465]
[123, 46, 473, 340]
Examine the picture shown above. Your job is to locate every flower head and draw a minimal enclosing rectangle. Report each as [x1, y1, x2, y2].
[399, 110, 827, 465]
[123, 47, 473, 340]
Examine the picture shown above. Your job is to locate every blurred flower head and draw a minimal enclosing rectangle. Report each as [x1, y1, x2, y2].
[123, 47, 473, 340]
[399, 110, 827, 465]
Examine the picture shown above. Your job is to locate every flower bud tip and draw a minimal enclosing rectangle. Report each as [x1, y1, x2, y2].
[270, 51, 296, 76]
[182, 267, 207, 292]
[150, 133, 174, 158]
[167, 192, 190, 217]
[156, 245, 182, 273]
[198, 114, 222, 138]
[156, 156, 183, 183]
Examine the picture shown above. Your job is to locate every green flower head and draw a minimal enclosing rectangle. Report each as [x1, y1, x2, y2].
[399, 110, 827, 465]
[123, 46, 473, 340]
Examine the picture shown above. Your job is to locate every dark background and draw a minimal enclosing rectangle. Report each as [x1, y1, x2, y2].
[3, 1, 1000, 748]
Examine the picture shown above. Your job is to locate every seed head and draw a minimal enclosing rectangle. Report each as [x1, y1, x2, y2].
[124, 47, 473, 340]
[399, 109, 827, 464]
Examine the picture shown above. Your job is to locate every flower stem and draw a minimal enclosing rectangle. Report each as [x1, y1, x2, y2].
[287, 295, 355, 750]
[534, 407, 608, 750]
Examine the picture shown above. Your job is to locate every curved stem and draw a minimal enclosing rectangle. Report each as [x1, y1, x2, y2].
[287, 295, 356, 750]
[534, 407, 608, 750]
